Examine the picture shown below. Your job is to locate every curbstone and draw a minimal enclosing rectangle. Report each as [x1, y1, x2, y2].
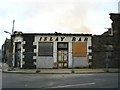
[2, 68, 119, 74]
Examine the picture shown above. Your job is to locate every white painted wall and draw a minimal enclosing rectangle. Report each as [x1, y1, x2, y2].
[73, 57, 89, 67]
[34, 35, 92, 68]
[68, 42, 72, 68]
[37, 57, 54, 68]
[53, 42, 57, 67]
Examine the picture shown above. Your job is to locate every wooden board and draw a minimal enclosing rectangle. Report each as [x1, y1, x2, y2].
[72, 42, 87, 57]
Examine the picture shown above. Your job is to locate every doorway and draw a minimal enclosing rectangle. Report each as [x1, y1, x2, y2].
[14, 42, 21, 67]
[57, 42, 68, 68]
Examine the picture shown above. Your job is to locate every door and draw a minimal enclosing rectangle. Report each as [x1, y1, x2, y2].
[57, 42, 68, 68]
[14, 42, 21, 67]
[57, 50, 68, 68]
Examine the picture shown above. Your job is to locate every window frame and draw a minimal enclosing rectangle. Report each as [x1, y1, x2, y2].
[38, 42, 53, 56]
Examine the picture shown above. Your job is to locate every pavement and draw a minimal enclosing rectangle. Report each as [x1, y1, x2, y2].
[1, 63, 119, 74]
[2, 68, 119, 74]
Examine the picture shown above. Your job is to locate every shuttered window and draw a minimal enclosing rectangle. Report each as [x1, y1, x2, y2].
[38, 42, 53, 56]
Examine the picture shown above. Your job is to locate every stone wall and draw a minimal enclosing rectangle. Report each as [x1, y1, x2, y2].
[92, 13, 120, 68]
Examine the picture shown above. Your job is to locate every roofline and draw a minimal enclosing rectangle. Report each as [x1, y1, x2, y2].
[109, 13, 120, 15]
[21, 33, 92, 36]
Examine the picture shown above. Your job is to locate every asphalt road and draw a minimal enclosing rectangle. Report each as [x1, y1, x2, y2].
[2, 73, 119, 89]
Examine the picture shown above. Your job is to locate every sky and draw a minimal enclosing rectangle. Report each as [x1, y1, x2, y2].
[0, 0, 119, 48]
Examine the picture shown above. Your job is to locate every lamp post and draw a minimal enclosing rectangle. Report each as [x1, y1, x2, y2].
[4, 20, 15, 71]
[4, 31, 12, 35]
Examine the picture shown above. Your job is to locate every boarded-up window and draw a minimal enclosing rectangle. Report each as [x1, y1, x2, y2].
[72, 42, 87, 57]
[38, 42, 53, 56]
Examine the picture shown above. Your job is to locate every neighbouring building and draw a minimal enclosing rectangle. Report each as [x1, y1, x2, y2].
[2, 38, 11, 64]
[92, 13, 120, 68]
[110, 13, 120, 68]
[11, 32, 92, 69]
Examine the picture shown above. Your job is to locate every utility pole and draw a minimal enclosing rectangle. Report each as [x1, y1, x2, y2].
[10, 20, 15, 70]
[4, 20, 15, 71]
[12, 20, 15, 35]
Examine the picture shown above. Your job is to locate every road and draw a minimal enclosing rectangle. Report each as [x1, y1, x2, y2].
[2, 73, 119, 89]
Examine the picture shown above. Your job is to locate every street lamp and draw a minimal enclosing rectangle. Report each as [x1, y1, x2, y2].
[4, 31, 12, 35]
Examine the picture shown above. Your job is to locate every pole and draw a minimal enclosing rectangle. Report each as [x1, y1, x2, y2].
[9, 20, 15, 71]
[12, 20, 15, 35]
[3, 20, 15, 71]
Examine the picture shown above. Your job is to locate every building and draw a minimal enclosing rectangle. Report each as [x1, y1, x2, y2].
[11, 32, 92, 69]
[2, 38, 11, 64]
[92, 13, 120, 68]
[92, 33, 114, 68]
[110, 13, 120, 68]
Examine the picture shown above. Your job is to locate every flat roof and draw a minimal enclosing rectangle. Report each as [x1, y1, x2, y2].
[13, 31, 92, 37]
[22, 32, 92, 36]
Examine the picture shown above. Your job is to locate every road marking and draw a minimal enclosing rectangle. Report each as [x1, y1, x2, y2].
[24, 84, 28, 87]
[49, 82, 96, 88]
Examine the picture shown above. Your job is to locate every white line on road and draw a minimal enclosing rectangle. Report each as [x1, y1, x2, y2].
[49, 82, 96, 88]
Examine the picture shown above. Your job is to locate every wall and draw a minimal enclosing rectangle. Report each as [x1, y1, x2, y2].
[37, 57, 54, 68]
[22, 34, 36, 69]
[13, 33, 92, 69]
[34, 35, 92, 68]
[92, 13, 120, 68]
[13, 33, 36, 69]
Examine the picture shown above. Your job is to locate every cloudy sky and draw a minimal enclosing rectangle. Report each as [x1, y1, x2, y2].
[0, 0, 119, 48]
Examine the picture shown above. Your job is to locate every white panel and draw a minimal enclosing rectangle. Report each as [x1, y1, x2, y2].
[34, 49, 37, 53]
[89, 56, 92, 59]
[23, 41, 26, 44]
[33, 42, 37, 45]
[37, 57, 54, 68]
[22, 55, 24, 58]
[33, 56, 37, 59]
[87, 36, 92, 55]
[64, 63, 67, 67]
[73, 57, 89, 67]
[22, 49, 25, 52]
[59, 64, 62, 67]
[68, 42, 72, 68]
[64, 55, 67, 61]
[53, 42, 57, 63]
[58, 55, 62, 61]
